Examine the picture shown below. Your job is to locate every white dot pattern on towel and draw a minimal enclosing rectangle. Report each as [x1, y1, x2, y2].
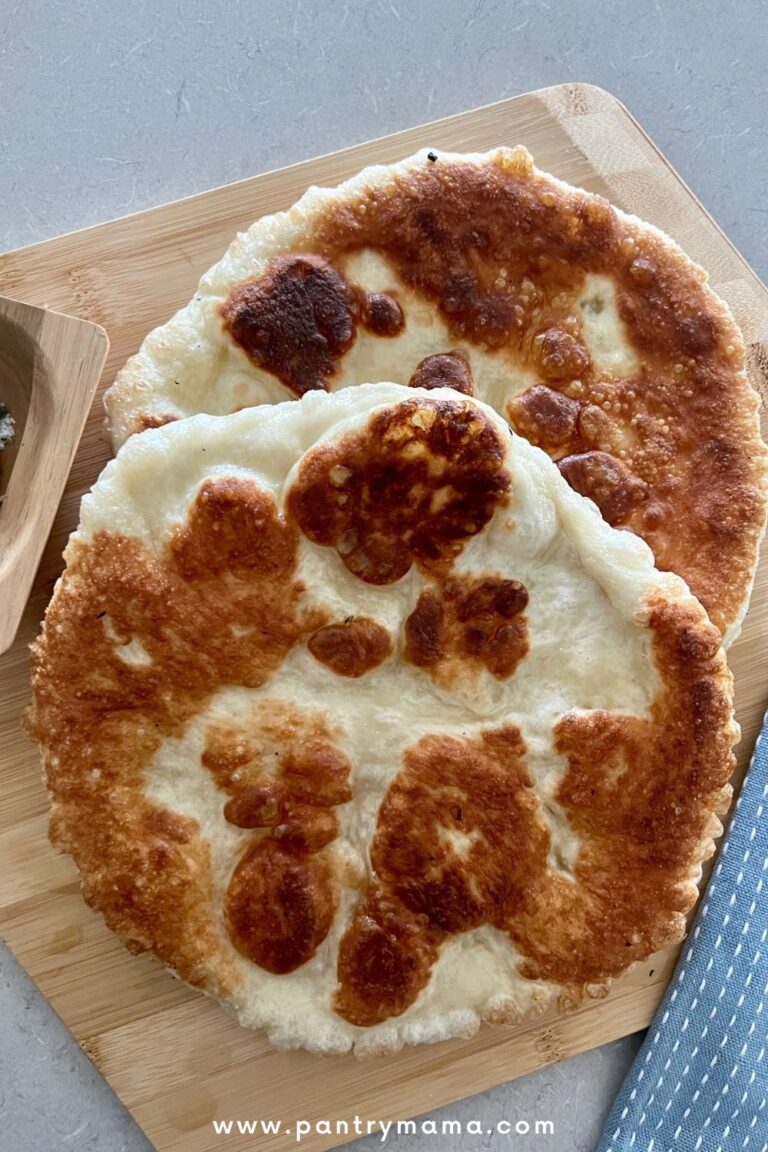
[597, 723, 768, 1152]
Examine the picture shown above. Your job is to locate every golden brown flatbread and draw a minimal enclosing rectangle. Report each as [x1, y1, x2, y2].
[32, 385, 737, 1053]
[105, 147, 767, 641]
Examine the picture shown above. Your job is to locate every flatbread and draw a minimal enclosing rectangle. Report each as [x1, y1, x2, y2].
[105, 146, 768, 642]
[31, 384, 737, 1054]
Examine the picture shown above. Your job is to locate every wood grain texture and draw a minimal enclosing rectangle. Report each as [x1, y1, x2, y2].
[0, 297, 107, 654]
[0, 83, 766, 1152]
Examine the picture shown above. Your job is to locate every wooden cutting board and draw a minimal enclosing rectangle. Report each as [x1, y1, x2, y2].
[1, 83, 767, 1152]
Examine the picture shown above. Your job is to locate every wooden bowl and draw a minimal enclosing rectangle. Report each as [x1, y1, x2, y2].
[0, 295, 108, 654]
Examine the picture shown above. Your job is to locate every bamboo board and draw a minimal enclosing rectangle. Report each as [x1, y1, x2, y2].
[1, 83, 767, 1152]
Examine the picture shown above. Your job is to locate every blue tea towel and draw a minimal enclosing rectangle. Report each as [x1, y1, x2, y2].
[597, 716, 768, 1152]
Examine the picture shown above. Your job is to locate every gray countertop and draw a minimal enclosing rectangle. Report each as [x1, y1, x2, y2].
[0, 1, 765, 1150]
